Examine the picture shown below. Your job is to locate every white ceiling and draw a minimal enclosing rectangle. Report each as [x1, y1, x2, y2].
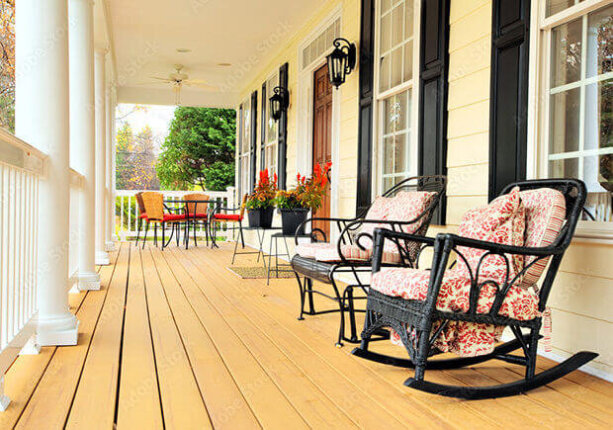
[104, 0, 329, 108]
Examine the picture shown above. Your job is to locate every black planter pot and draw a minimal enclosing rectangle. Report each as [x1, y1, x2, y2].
[247, 207, 274, 228]
[280, 208, 309, 235]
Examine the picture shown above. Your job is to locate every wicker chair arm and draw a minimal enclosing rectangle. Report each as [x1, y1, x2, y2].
[440, 233, 564, 257]
[370, 228, 437, 272]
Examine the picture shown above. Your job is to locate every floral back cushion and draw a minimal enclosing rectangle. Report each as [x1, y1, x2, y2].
[358, 191, 436, 252]
[455, 187, 526, 285]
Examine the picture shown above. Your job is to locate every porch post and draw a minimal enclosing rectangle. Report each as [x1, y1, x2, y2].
[95, 48, 110, 265]
[105, 84, 116, 251]
[70, 0, 100, 290]
[15, 0, 79, 345]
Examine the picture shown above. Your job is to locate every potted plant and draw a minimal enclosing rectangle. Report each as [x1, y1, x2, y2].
[245, 169, 277, 228]
[275, 162, 331, 235]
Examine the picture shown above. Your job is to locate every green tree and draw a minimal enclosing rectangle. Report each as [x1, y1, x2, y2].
[156, 107, 236, 191]
[115, 122, 134, 190]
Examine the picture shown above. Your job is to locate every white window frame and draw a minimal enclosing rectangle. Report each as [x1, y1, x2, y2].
[527, 0, 613, 240]
[238, 97, 251, 197]
[372, 0, 421, 196]
[264, 72, 279, 176]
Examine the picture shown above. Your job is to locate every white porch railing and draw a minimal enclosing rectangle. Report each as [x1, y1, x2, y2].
[115, 187, 236, 241]
[0, 129, 45, 391]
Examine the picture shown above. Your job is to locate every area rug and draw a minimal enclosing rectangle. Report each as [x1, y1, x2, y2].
[227, 266, 295, 279]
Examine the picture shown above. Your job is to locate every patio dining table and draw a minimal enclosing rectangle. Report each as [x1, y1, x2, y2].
[164, 199, 221, 249]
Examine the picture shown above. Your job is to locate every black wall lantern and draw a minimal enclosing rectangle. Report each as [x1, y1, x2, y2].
[326, 38, 356, 88]
[269, 86, 289, 121]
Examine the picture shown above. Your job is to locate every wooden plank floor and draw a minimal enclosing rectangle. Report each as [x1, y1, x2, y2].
[2, 241, 612, 429]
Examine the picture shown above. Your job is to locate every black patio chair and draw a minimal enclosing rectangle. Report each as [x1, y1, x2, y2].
[352, 179, 598, 399]
[290, 175, 447, 346]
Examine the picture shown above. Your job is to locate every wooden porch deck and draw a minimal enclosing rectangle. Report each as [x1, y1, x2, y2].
[1, 242, 612, 429]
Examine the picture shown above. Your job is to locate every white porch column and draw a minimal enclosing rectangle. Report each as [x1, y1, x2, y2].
[15, 0, 79, 345]
[105, 84, 116, 251]
[95, 48, 110, 265]
[70, 0, 100, 290]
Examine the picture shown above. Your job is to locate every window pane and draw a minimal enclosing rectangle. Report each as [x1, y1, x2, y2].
[549, 157, 579, 178]
[383, 136, 395, 174]
[584, 80, 612, 151]
[403, 42, 413, 82]
[391, 47, 403, 88]
[383, 92, 408, 134]
[380, 12, 391, 54]
[551, 17, 582, 87]
[391, 4, 404, 47]
[546, 0, 578, 18]
[379, 54, 391, 92]
[549, 87, 581, 153]
[404, 0, 414, 39]
[586, 4, 613, 78]
[393, 133, 408, 173]
[583, 155, 612, 222]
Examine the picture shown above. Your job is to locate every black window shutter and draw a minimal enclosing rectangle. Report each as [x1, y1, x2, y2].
[489, 0, 530, 200]
[261, 82, 267, 170]
[238, 104, 244, 197]
[356, 0, 375, 216]
[249, 90, 258, 192]
[277, 63, 289, 189]
[418, 0, 450, 225]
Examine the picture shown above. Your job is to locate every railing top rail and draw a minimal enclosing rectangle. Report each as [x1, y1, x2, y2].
[69, 168, 85, 188]
[0, 128, 47, 175]
[115, 189, 231, 196]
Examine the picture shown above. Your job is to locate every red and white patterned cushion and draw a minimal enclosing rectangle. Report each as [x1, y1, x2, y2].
[295, 242, 333, 259]
[372, 267, 539, 356]
[298, 191, 436, 264]
[357, 191, 436, 250]
[519, 188, 566, 288]
[455, 187, 526, 285]
[314, 243, 401, 264]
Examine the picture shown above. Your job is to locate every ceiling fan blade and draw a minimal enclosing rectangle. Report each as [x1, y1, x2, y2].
[149, 76, 174, 82]
[183, 80, 218, 91]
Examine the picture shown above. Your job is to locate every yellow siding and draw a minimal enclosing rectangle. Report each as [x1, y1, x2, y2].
[235, 0, 613, 379]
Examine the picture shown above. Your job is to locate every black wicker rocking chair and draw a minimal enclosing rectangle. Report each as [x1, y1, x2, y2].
[290, 175, 447, 346]
[352, 179, 598, 399]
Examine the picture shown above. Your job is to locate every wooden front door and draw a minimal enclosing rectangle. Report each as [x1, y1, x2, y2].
[312, 64, 332, 239]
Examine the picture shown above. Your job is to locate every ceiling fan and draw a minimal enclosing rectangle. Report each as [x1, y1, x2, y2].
[142, 64, 217, 105]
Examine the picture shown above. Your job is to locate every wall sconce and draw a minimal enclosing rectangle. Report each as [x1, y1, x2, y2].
[326, 38, 356, 88]
[269, 86, 289, 121]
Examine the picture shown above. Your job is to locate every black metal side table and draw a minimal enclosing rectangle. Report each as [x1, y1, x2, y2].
[266, 232, 311, 285]
[232, 226, 281, 267]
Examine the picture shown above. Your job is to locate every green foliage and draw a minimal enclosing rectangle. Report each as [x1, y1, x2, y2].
[157, 107, 236, 191]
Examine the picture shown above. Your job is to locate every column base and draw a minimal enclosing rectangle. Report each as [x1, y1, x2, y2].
[77, 271, 101, 291]
[105, 241, 116, 252]
[20, 336, 41, 355]
[96, 250, 110, 265]
[0, 377, 9, 411]
[37, 314, 79, 346]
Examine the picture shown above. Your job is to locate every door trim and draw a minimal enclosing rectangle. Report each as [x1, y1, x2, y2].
[296, 8, 342, 239]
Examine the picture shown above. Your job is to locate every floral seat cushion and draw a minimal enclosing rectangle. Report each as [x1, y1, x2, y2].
[372, 267, 539, 356]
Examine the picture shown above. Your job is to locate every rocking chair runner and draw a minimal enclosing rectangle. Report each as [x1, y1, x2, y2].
[290, 175, 447, 346]
[352, 179, 599, 399]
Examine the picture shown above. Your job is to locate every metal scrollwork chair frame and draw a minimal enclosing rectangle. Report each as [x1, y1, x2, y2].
[352, 178, 599, 399]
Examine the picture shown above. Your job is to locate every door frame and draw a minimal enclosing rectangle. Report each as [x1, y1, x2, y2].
[296, 7, 342, 239]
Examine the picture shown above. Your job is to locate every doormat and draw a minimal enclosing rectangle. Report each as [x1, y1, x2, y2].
[227, 266, 295, 279]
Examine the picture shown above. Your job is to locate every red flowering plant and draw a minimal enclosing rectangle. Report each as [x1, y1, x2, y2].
[245, 169, 278, 210]
[275, 162, 332, 211]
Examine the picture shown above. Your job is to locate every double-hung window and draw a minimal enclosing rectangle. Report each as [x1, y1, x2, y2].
[264, 72, 279, 176]
[374, 0, 420, 193]
[535, 1, 612, 231]
[238, 97, 251, 197]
